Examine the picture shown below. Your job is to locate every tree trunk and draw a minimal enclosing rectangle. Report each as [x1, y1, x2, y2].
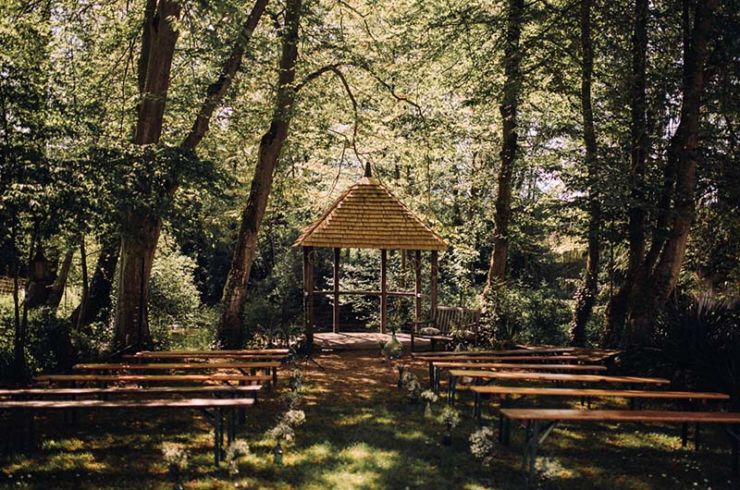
[113, 0, 181, 350]
[482, 0, 524, 296]
[24, 242, 57, 309]
[604, 0, 649, 346]
[45, 247, 74, 309]
[218, 0, 303, 348]
[70, 235, 118, 327]
[10, 254, 27, 380]
[629, 0, 717, 342]
[570, 0, 600, 347]
[114, 215, 161, 349]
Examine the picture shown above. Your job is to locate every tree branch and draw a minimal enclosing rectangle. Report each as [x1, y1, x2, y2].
[180, 0, 270, 151]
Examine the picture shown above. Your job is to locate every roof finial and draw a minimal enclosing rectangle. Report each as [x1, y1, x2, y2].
[364, 161, 372, 178]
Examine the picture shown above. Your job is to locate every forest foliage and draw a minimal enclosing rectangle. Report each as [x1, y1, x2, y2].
[0, 0, 737, 378]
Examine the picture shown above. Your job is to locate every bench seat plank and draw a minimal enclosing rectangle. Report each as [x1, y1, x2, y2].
[501, 408, 740, 423]
[34, 374, 270, 383]
[137, 349, 288, 355]
[123, 353, 288, 361]
[417, 355, 585, 363]
[74, 362, 279, 370]
[449, 370, 670, 385]
[0, 398, 257, 409]
[0, 385, 263, 397]
[414, 348, 564, 357]
[471, 386, 729, 400]
[434, 362, 607, 372]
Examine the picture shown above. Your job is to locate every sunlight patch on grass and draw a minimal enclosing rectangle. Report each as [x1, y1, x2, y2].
[41, 438, 86, 452]
[607, 430, 680, 450]
[393, 428, 427, 442]
[289, 441, 334, 465]
[40, 451, 106, 473]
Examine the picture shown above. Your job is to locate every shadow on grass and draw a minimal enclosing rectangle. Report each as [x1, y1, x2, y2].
[0, 351, 737, 489]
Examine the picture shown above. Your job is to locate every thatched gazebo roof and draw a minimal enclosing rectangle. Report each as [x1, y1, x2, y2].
[295, 166, 445, 346]
[294, 175, 447, 251]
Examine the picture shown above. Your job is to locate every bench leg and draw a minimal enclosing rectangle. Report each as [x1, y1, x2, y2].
[428, 362, 434, 390]
[228, 408, 236, 445]
[474, 391, 481, 425]
[722, 427, 740, 477]
[522, 420, 540, 481]
[213, 409, 222, 466]
[732, 431, 739, 477]
[694, 423, 700, 451]
[447, 375, 457, 405]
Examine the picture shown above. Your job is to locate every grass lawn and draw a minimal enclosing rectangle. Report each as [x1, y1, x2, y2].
[0, 351, 736, 489]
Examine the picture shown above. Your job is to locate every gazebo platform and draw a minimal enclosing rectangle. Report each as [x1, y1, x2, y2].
[314, 332, 432, 351]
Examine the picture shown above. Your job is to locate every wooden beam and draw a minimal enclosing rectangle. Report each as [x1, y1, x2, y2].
[380, 249, 388, 334]
[413, 250, 422, 352]
[430, 250, 439, 313]
[332, 247, 340, 333]
[312, 290, 416, 297]
[303, 247, 315, 350]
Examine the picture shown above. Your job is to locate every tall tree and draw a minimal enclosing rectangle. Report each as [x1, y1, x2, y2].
[628, 0, 719, 342]
[570, 0, 601, 347]
[112, 0, 269, 350]
[482, 0, 525, 296]
[113, 0, 182, 350]
[604, 0, 649, 345]
[218, 0, 303, 348]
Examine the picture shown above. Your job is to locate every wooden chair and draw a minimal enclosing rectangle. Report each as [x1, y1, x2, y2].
[409, 305, 481, 352]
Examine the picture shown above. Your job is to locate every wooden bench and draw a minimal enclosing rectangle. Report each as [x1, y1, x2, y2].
[136, 349, 289, 355]
[410, 306, 481, 351]
[123, 352, 289, 362]
[412, 347, 578, 357]
[0, 385, 263, 398]
[74, 362, 280, 385]
[417, 355, 594, 389]
[470, 385, 730, 427]
[0, 397, 256, 465]
[447, 370, 670, 401]
[33, 373, 271, 386]
[500, 408, 740, 479]
[434, 362, 607, 372]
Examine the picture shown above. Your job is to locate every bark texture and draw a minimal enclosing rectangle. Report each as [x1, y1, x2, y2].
[113, 0, 181, 350]
[218, 0, 303, 348]
[45, 247, 74, 309]
[604, 0, 649, 345]
[70, 236, 118, 327]
[482, 0, 524, 296]
[570, 0, 601, 347]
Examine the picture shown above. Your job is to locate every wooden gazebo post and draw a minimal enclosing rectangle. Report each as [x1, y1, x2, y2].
[430, 250, 439, 312]
[303, 247, 315, 349]
[333, 247, 340, 333]
[413, 250, 422, 351]
[380, 249, 388, 333]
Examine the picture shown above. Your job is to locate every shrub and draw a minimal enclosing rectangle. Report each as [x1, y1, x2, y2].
[148, 240, 202, 342]
[655, 293, 740, 407]
[478, 279, 570, 348]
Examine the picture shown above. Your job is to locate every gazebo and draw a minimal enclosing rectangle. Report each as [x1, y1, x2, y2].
[294, 165, 447, 349]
